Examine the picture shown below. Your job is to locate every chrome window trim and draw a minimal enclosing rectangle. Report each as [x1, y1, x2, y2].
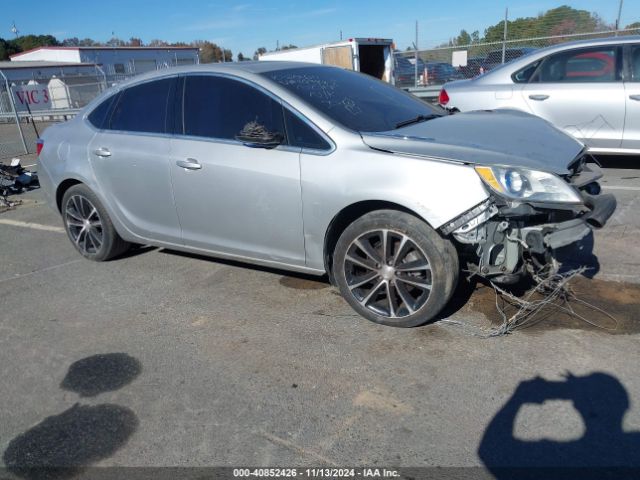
[83, 70, 337, 156]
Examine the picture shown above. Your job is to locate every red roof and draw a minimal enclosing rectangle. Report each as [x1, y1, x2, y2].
[10, 45, 198, 59]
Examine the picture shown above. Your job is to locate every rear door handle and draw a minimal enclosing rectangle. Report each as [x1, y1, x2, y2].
[529, 94, 549, 101]
[176, 158, 202, 170]
[93, 147, 111, 157]
[629, 95, 640, 101]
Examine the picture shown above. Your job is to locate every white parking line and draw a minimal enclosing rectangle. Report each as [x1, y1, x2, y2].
[602, 185, 640, 191]
[0, 258, 82, 284]
[0, 218, 65, 233]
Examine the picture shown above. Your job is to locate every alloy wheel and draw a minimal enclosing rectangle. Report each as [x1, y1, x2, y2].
[65, 194, 104, 255]
[343, 229, 432, 319]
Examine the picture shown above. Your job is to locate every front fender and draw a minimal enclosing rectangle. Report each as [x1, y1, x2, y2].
[300, 148, 489, 271]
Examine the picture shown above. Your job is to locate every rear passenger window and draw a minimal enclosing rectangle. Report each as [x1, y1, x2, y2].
[182, 75, 284, 141]
[533, 47, 619, 83]
[87, 95, 116, 129]
[284, 109, 331, 150]
[109, 78, 174, 134]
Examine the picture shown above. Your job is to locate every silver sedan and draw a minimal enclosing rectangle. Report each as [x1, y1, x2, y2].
[37, 62, 615, 327]
[440, 36, 640, 155]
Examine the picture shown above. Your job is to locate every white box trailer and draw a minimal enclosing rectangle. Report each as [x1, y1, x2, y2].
[259, 38, 395, 83]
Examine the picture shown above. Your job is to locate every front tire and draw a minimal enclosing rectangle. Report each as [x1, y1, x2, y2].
[62, 184, 130, 261]
[333, 210, 458, 327]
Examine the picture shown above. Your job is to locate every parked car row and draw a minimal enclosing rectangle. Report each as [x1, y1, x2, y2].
[394, 56, 464, 87]
[395, 47, 537, 86]
[440, 36, 640, 155]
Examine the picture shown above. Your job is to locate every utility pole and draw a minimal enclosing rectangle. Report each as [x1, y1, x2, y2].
[414, 20, 418, 88]
[615, 0, 624, 35]
[11, 21, 18, 38]
[501, 8, 508, 64]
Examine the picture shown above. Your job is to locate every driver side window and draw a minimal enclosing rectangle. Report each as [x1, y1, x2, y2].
[182, 75, 285, 141]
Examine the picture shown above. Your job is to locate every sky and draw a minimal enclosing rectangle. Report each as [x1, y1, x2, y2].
[4, 0, 637, 58]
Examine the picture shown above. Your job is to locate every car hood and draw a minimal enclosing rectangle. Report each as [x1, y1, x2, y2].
[361, 109, 584, 175]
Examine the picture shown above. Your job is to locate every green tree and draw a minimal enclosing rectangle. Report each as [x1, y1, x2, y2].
[13, 34, 59, 52]
[78, 38, 99, 46]
[280, 44, 298, 50]
[454, 30, 472, 46]
[483, 6, 609, 43]
[253, 47, 267, 60]
[106, 37, 126, 47]
[148, 39, 168, 47]
[0, 38, 20, 60]
[62, 37, 80, 46]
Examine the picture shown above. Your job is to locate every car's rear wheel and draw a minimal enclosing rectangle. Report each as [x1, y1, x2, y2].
[333, 210, 458, 327]
[62, 184, 129, 261]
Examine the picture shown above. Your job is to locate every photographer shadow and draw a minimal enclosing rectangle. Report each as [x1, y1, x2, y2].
[478, 372, 640, 480]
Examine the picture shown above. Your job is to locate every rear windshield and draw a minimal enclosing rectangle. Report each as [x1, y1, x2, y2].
[261, 66, 439, 132]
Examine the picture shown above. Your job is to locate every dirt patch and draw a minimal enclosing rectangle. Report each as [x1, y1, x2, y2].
[462, 276, 640, 335]
[353, 390, 413, 414]
[279, 276, 329, 290]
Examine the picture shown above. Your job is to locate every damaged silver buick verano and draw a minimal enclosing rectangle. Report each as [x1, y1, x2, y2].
[37, 62, 616, 327]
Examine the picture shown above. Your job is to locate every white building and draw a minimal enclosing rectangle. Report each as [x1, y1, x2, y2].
[10, 46, 200, 78]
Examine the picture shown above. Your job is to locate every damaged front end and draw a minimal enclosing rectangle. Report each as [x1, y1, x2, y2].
[441, 155, 616, 283]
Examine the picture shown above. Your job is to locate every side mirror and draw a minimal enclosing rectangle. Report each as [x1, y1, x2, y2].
[236, 121, 284, 149]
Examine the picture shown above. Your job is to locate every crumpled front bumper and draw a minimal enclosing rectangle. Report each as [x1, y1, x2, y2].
[540, 193, 616, 250]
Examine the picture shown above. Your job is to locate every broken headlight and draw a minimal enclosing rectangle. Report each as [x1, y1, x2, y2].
[475, 166, 582, 204]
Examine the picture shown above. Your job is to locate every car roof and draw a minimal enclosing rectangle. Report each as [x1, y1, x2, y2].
[112, 60, 333, 88]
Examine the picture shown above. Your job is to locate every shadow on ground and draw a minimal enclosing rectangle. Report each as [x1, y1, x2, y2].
[3, 404, 138, 480]
[60, 353, 142, 397]
[3, 353, 141, 480]
[478, 372, 640, 480]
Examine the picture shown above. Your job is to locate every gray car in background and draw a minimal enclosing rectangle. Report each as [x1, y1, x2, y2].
[37, 62, 615, 327]
[440, 36, 640, 155]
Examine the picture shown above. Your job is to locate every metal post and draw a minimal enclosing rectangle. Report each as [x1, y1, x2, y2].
[501, 8, 508, 64]
[0, 69, 28, 155]
[414, 21, 418, 88]
[615, 0, 624, 35]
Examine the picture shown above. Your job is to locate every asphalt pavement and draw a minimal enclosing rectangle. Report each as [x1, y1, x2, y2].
[0, 160, 639, 477]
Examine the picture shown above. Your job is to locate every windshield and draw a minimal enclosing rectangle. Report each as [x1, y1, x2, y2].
[261, 66, 440, 132]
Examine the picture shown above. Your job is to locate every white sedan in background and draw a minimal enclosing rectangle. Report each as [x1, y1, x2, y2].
[439, 36, 640, 155]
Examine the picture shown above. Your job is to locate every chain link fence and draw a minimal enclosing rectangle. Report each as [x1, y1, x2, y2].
[0, 68, 108, 159]
[394, 4, 639, 89]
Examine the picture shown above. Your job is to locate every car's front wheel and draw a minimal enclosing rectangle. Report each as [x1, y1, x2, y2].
[333, 210, 458, 327]
[62, 184, 130, 261]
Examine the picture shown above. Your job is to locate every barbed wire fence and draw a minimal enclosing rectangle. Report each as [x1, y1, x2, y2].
[394, 3, 639, 89]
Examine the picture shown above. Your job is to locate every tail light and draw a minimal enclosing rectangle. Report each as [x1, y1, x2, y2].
[438, 89, 450, 106]
[36, 139, 44, 156]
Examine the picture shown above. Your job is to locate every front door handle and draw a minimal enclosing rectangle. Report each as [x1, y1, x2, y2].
[176, 158, 202, 170]
[529, 94, 549, 101]
[93, 147, 111, 157]
[629, 94, 640, 101]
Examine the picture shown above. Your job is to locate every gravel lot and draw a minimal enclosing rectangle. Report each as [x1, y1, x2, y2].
[1, 159, 639, 477]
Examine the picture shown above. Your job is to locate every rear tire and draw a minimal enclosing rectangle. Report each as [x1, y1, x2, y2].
[61, 184, 130, 261]
[333, 210, 458, 327]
